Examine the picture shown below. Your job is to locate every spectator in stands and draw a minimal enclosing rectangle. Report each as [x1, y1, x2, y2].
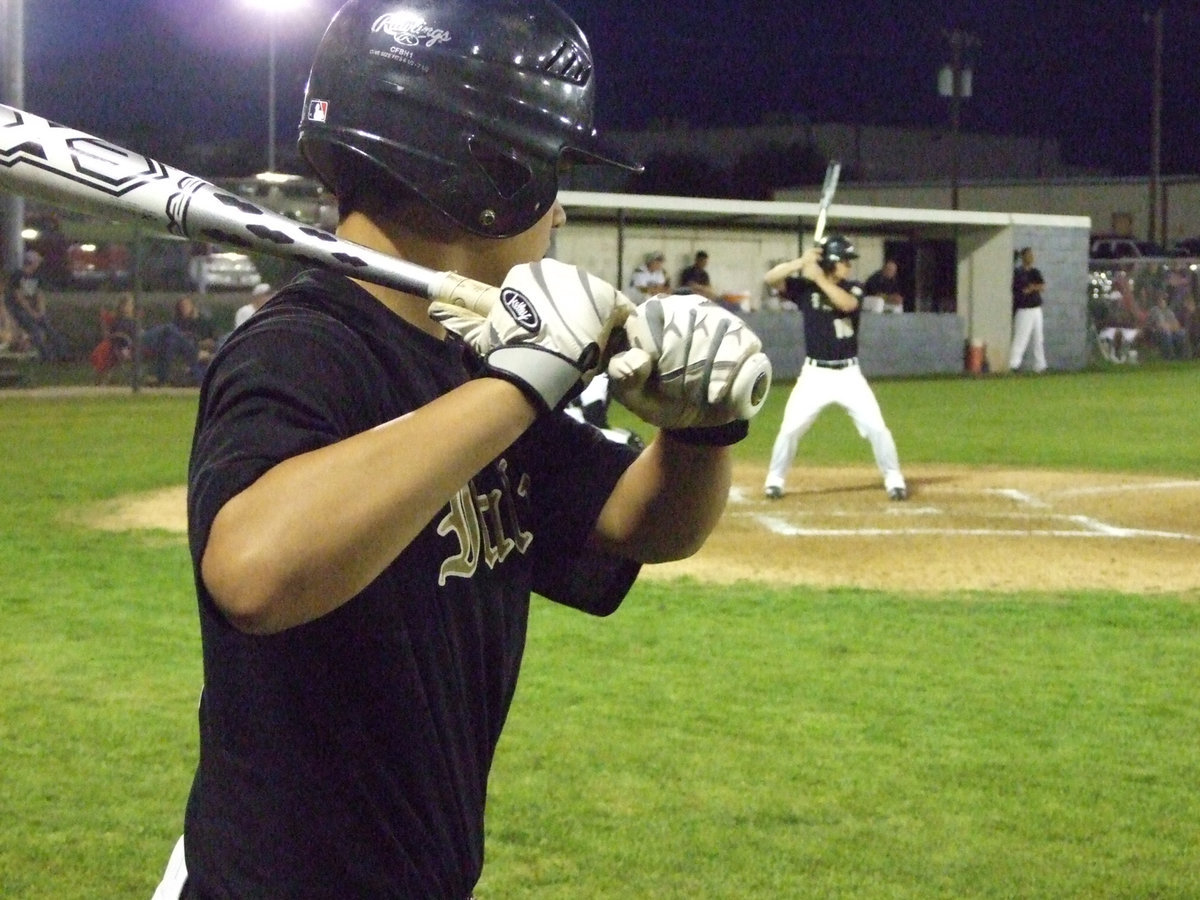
[1179, 296, 1200, 357]
[628, 251, 669, 303]
[864, 259, 905, 313]
[1165, 264, 1193, 314]
[141, 295, 217, 386]
[0, 293, 28, 353]
[4, 250, 69, 362]
[233, 282, 273, 330]
[1147, 293, 1190, 359]
[678, 250, 719, 301]
[90, 293, 140, 384]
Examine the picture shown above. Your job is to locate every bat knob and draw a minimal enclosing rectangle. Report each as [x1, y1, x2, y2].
[750, 369, 770, 407]
[731, 353, 772, 419]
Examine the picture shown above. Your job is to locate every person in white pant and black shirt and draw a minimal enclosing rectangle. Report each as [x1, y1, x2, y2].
[1010, 247, 1048, 373]
[762, 235, 908, 502]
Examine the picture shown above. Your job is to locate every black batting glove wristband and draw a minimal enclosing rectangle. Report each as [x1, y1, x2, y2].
[665, 419, 750, 447]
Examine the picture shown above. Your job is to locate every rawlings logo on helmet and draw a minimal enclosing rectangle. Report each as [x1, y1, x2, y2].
[499, 288, 541, 333]
[371, 14, 452, 48]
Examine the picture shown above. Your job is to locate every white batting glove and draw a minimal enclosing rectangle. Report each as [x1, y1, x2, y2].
[608, 294, 769, 429]
[429, 259, 634, 414]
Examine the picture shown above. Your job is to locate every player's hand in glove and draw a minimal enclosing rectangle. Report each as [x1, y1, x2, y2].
[607, 294, 771, 432]
[429, 259, 634, 414]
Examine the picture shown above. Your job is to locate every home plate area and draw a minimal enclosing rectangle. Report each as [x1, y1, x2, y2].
[640, 465, 1200, 594]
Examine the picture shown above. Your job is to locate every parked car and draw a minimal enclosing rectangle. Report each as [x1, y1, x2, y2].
[187, 247, 263, 293]
[63, 242, 131, 289]
[1089, 236, 1169, 260]
[1170, 236, 1200, 257]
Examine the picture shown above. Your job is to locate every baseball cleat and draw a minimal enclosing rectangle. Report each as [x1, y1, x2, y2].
[764, 486, 783, 500]
[888, 487, 908, 501]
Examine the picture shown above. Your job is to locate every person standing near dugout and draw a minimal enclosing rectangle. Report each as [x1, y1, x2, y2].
[151, 1, 767, 897]
[1010, 246, 1048, 372]
[762, 236, 908, 501]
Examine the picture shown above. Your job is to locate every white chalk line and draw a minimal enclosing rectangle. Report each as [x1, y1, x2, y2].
[733, 476, 1200, 542]
[749, 514, 1199, 541]
[1048, 480, 1200, 498]
[982, 488, 1050, 507]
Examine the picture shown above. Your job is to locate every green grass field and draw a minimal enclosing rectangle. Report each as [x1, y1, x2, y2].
[1, 363, 1198, 898]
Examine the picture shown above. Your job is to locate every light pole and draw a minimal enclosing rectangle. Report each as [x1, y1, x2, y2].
[1148, 2, 1163, 245]
[246, 1, 307, 173]
[0, 0, 25, 272]
[267, 14, 277, 172]
[939, 29, 978, 211]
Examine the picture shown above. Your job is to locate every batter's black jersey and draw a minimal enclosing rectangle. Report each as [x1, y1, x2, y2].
[783, 274, 865, 360]
[183, 270, 641, 899]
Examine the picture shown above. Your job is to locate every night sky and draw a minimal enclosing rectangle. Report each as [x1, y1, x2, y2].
[16, 0, 1200, 179]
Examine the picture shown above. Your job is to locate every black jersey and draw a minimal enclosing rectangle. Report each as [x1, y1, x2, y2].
[783, 274, 865, 361]
[183, 270, 641, 899]
[1012, 266, 1044, 310]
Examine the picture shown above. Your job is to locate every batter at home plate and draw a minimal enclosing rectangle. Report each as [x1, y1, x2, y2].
[762, 235, 908, 502]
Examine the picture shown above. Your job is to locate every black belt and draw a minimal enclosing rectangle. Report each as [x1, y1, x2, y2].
[807, 357, 858, 369]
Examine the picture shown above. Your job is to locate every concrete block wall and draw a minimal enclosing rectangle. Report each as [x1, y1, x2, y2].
[743, 311, 966, 381]
[1007, 225, 1091, 370]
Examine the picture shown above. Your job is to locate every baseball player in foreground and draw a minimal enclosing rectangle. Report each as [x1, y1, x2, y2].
[762, 236, 908, 501]
[150, 1, 767, 897]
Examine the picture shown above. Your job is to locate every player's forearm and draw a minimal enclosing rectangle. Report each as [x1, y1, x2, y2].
[764, 258, 803, 287]
[591, 433, 731, 562]
[813, 273, 858, 311]
[201, 378, 536, 634]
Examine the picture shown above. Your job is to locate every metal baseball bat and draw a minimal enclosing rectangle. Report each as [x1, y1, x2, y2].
[811, 159, 841, 244]
[0, 104, 496, 312]
[0, 103, 769, 417]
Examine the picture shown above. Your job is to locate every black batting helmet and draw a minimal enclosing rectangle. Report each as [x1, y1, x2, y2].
[298, 0, 642, 238]
[818, 234, 858, 270]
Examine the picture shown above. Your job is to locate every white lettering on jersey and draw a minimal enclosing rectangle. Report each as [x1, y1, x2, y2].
[436, 458, 533, 585]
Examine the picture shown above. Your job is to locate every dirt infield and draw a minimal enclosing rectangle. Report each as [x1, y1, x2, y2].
[87, 463, 1200, 595]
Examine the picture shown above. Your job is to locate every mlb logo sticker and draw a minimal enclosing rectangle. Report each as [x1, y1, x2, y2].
[308, 100, 329, 123]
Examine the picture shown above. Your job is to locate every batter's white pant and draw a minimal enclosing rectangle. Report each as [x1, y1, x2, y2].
[765, 361, 905, 493]
[577, 371, 609, 407]
[150, 835, 187, 899]
[1009, 307, 1046, 372]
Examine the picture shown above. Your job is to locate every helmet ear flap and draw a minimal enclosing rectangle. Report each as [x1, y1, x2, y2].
[467, 137, 534, 200]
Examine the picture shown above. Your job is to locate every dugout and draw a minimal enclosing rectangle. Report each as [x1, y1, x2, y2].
[553, 191, 1090, 378]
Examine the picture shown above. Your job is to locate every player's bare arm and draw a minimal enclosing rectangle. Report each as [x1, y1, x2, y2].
[201, 377, 536, 634]
[590, 435, 732, 562]
[764, 248, 821, 289]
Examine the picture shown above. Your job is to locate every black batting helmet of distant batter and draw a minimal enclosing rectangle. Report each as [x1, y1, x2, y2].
[298, 0, 642, 238]
[818, 234, 858, 270]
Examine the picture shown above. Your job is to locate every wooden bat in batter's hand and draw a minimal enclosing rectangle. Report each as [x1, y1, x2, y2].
[0, 103, 769, 419]
[811, 159, 841, 245]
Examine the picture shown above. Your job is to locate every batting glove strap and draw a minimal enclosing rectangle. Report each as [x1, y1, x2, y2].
[485, 345, 594, 415]
[666, 419, 750, 447]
